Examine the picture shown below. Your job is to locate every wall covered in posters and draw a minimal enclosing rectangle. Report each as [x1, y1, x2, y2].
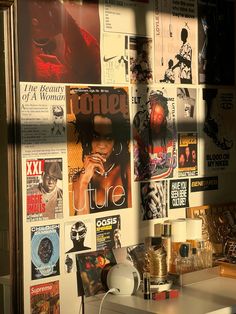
[17, 0, 236, 312]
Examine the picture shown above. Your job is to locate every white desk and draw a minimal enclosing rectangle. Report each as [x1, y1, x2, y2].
[85, 276, 236, 314]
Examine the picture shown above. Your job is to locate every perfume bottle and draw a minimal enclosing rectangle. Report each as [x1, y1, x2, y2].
[197, 240, 213, 269]
[176, 243, 193, 274]
[170, 219, 187, 273]
[191, 247, 201, 271]
[161, 223, 171, 273]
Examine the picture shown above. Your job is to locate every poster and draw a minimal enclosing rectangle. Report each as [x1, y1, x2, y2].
[103, 0, 153, 35]
[140, 181, 168, 220]
[129, 36, 153, 84]
[64, 219, 92, 254]
[67, 86, 132, 215]
[178, 133, 198, 177]
[30, 281, 60, 314]
[169, 179, 189, 209]
[26, 158, 63, 221]
[198, 0, 235, 85]
[176, 87, 197, 132]
[76, 249, 116, 297]
[18, 0, 101, 84]
[154, 0, 197, 84]
[191, 176, 218, 192]
[133, 85, 177, 181]
[201, 88, 235, 173]
[96, 215, 121, 250]
[31, 224, 60, 280]
[102, 33, 129, 84]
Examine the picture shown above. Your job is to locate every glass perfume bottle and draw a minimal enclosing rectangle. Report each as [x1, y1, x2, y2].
[161, 223, 172, 273]
[191, 247, 201, 271]
[176, 243, 193, 274]
[197, 240, 213, 269]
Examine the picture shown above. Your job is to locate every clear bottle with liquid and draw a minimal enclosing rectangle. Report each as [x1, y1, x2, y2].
[197, 240, 213, 269]
[176, 243, 193, 274]
[191, 247, 201, 271]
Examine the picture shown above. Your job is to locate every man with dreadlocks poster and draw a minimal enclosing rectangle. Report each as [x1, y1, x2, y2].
[67, 86, 132, 215]
[133, 86, 177, 181]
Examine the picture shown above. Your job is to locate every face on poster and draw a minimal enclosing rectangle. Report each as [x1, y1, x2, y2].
[65, 219, 92, 254]
[67, 86, 132, 215]
[18, 0, 101, 84]
[133, 86, 177, 181]
[31, 224, 60, 280]
[26, 158, 63, 221]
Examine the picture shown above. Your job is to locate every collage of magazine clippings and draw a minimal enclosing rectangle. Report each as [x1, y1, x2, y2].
[16, 0, 236, 311]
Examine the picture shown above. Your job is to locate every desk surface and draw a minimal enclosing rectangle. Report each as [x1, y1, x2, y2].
[85, 276, 236, 314]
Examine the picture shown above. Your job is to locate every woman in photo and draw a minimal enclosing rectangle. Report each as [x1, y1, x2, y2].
[72, 111, 131, 215]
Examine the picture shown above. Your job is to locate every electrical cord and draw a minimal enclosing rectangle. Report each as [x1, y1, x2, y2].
[98, 288, 119, 314]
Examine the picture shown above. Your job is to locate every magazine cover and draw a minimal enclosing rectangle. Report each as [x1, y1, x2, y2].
[133, 86, 177, 181]
[154, 0, 197, 84]
[26, 158, 63, 221]
[102, 33, 129, 84]
[200, 88, 235, 173]
[67, 86, 132, 215]
[64, 219, 92, 254]
[198, 0, 235, 85]
[76, 249, 116, 297]
[96, 215, 121, 250]
[178, 133, 198, 177]
[18, 0, 101, 84]
[129, 36, 153, 84]
[176, 87, 197, 132]
[140, 181, 168, 220]
[31, 224, 60, 280]
[30, 281, 60, 314]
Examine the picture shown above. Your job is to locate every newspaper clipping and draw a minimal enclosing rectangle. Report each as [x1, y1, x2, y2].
[129, 36, 153, 84]
[102, 33, 129, 84]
